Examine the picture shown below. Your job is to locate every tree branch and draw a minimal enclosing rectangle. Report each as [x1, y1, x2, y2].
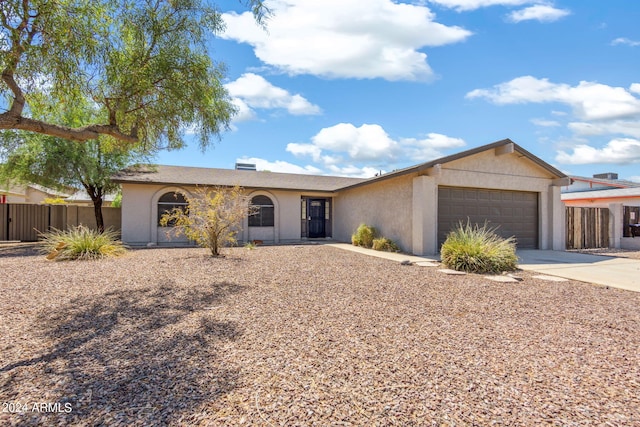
[0, 114, 138, 143]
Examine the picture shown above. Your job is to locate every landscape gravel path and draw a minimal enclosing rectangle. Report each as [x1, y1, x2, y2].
[1, 244, 639, 426]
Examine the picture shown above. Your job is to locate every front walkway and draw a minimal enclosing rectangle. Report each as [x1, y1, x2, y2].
[517, 250, 640, 292]
[327, 243, 439, 265]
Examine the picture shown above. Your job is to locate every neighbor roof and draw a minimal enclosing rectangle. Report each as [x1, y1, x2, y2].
[112, 165, 366, 192]
[567, 175, 640, 190]
[562, 187, 640, 202]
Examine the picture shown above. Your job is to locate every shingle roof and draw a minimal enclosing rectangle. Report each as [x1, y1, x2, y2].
[112, 164, 366, 192]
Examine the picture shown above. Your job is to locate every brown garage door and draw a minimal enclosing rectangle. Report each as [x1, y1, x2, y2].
[438, 186, 538, 249]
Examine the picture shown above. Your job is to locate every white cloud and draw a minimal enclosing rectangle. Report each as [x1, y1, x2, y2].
[555, 138, 640, 165]
[531, 118, 561, 127]
[467, 76, 640, 120]
[221, 0, 472, 81]
[287, 124, 466, 168]
[225, 73, 321, 119]
[428, 0, 531, 12]
[325, 164, 382, 178]
[285, 142, 323, 162]
[611, 37, 640, 47]
[235, 157, 323, 175]
[630, 83, 640, 94]
[627, 176, 640, 183]
[400, 133, 466, 161]
[230, 98, 257, 123]
[507, 5, 570, 23]
[311, 123, 398, 161]
[568, 121, 640, 139]
[235, 156, 378, 178]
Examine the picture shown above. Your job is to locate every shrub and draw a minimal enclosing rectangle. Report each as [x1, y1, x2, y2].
[372, 237, 400, 252]
[40, 225, 127, 261]
[111, 191, 122, 208]
[440, 220, 517, 274]
[43, 197, 67, 205]
[351, 223, 377, 248]
[159, 186, 254, 257]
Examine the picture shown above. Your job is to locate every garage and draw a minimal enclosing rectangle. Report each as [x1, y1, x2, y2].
[437, 186, 539, 249]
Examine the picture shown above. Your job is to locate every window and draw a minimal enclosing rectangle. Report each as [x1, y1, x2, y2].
[249, 195, 274, 227]
[157, 192, 188, 226]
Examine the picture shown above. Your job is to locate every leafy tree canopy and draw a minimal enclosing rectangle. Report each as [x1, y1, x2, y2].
[0, 0, 267, 150]
[0, 95, 150, 231]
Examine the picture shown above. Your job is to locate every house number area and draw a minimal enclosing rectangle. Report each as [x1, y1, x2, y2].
[2, 401, 73, 413]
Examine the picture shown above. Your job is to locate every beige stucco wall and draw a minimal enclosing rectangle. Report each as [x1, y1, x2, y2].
[335, 148, 566, 255]
[121, 183, 334, 246]
[334, 174, 414, 252]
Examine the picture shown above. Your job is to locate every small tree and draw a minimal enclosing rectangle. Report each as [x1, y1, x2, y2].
[160, 186, 256, 256]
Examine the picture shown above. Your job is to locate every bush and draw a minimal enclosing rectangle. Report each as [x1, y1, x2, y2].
[440, 220, 517, 274]
[372, 237, 400, 252]
[351, 223, 377, 248]
[39, 225, 127, 260]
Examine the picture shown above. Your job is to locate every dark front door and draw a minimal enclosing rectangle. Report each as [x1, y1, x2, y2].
[308, 199, 326, 238]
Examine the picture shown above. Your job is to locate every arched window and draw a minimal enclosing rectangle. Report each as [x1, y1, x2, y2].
[157, 192, 188, 226]
[249, 195, 274, 227]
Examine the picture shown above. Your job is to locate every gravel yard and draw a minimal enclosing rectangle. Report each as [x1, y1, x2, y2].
[1, 244, 639, 426]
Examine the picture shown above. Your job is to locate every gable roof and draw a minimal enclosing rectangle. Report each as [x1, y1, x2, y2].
[112, 164, 366, 192]
[337, 138, 568, 191]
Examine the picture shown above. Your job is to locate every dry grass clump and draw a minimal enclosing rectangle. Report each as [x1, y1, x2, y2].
[441, 220, 517, 273]
[39, 225, 127, 260]
[351, 223, 377, 248]
[372, 236, 400, 252]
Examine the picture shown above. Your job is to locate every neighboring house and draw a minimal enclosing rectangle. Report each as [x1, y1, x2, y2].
[563, 187, 640, 208]
[64, 190, 118, 207]
[0, 183, 72, 204]
[112, 139, 569, 255]
[562, 185, 640, 249]
[561, 173, 640, 193]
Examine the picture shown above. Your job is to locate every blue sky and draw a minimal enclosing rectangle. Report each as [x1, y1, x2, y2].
[157, 0, 640, 181]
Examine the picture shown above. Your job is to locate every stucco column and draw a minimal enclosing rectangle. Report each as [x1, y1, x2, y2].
[548, 185, 565, 250]
[412, 175, 438, 255]
[609, 203, 623, 249]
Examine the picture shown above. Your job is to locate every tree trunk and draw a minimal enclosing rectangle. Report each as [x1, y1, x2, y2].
[93, 197, 105, 233]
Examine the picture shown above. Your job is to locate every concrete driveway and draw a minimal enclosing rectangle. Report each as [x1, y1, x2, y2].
[517, 250, 640, 292]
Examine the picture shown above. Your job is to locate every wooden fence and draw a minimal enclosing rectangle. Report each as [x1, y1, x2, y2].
[623, 206, 640, 237]
[0, 204, 121, 241]
[566, 206, 609, 249]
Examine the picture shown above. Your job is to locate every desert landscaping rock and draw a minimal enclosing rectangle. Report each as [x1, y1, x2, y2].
[1, 245, 639, 426]
[484, 275, 520, 283]
[415, 261, 439, 267]
[532, 274, 570, 282]
[438, 268, 467, 275]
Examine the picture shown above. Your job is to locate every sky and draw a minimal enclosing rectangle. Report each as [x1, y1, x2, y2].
[156, 0, 640, 182]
